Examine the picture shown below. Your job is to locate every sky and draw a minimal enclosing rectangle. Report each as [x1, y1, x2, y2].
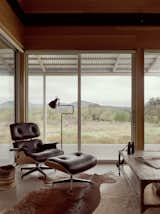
[28, 76, 132, 106]
[27, 75, 160, 107]
[0, 76, 14, 103]
[1, 75, 160, 107]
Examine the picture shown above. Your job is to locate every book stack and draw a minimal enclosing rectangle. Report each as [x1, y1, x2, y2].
[0, 165, 15, 190]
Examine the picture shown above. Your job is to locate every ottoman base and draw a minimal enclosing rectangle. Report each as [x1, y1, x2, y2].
[52, 175, 93, 191]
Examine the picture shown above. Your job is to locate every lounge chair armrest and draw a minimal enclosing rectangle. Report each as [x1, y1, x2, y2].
[41, 142, 59, 150]
[10, 148, 21, 152]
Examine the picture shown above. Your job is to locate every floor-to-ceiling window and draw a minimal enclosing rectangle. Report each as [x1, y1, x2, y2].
[144, 52, 160, 150]
[28, 75, 43, 134]
[0, 40, 15, 144]
[28, 52, 132, 159]
[81, 53, 132, 159]
[28, 54, 78, 152]
[46, 75, 77, 149]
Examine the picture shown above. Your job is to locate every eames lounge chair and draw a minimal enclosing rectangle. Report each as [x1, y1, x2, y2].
[10, 122, 64, 179]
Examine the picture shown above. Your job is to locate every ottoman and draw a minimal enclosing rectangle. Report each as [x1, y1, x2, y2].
[45, 152, 97, 190]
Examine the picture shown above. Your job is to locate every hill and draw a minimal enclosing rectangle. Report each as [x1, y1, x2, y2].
[0, 100, 131, 111]
[0, 101, 13, 109]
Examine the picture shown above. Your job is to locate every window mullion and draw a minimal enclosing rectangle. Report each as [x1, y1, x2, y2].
[43, 73, 47, 142]
[78, 54, 81, 152]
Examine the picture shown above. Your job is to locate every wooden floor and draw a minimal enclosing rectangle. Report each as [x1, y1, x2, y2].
[0, 164, 118, 212]
[1, 144, 160, 213]
[0, 163, 160, 213]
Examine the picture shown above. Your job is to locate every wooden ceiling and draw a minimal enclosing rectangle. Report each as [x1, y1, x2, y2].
[15, 0, 160, 14]
[6, 0, 160, 26]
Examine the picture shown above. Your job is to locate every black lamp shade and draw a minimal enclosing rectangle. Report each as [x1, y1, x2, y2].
[48, 98, 59, 109]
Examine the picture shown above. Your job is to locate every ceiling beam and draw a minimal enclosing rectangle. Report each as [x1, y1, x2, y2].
[112, 54, 121, 72]
[28, 71, 132, 76]
[0, 57, 13, 73]
[7, 1, 160, 26]
[37, 55, 46, 72]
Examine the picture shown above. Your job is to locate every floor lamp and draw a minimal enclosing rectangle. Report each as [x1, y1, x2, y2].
[48, 98, 74, 150]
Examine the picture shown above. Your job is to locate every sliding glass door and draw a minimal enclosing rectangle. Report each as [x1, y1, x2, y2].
[144, 52, 160, 150]
[46, 75, 77, 148]
[28, 54, 78, 152]
[81, 53, 132, 159]
[0, 42, 15, 144]
[28, 75, 43, 135]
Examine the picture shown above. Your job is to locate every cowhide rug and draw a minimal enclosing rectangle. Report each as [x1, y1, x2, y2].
[3, 173, 116, 214]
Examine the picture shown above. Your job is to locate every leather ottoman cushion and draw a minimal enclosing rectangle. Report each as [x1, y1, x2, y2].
[47, 152, 97, 174]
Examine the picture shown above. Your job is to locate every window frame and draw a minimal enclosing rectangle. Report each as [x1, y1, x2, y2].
[26, 50, 135, 153]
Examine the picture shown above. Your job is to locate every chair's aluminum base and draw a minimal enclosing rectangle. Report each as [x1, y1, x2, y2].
[21, 163, 52, 179]
[52, 175, 93, 191]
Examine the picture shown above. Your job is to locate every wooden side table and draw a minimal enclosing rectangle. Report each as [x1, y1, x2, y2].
[117, 151, 160, 213]
[0, 165, 15, 190]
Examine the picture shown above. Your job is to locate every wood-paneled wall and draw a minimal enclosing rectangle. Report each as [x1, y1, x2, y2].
[0, 0, 24, 50]
[24, 26, 160, 50]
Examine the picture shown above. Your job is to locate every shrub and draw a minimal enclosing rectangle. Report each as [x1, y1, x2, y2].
[114, 111, 130, 122]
